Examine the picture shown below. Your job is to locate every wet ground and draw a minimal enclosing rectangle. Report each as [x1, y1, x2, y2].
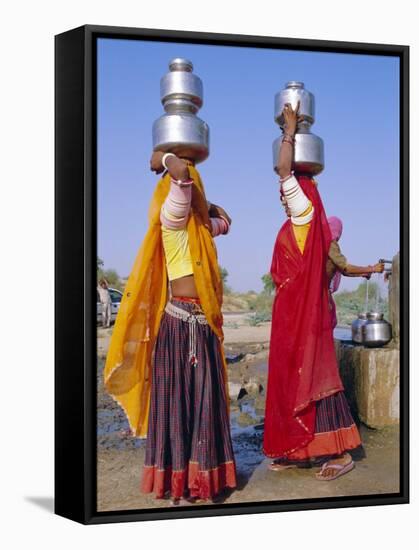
[97, 335, 399, 511]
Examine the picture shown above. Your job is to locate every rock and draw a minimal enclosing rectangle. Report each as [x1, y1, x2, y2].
[228, 382, 243, 400]
[336, 340, 399, 428]
[236, 412, 258, 427]
[237, 387, 248, 400]
[244, 379, 264, 397]
[226, 353, 244, 364]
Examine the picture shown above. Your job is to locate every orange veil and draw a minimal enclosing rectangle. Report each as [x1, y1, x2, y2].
[103, 165, 227, 437]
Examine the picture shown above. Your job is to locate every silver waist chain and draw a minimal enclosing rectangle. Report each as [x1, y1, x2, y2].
[164, 301, 208, 367]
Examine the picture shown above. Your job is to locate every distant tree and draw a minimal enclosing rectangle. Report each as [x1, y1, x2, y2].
[97, 258, 124, 291]
[102, 269, 122, 288]
[219, 265, 232, 295]
[261, 273, 275, 295]
[219, 266, 228, 284]
[334, 280, 388, 326]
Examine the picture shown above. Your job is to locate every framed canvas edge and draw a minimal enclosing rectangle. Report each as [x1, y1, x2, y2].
[54, 24, 410, 526]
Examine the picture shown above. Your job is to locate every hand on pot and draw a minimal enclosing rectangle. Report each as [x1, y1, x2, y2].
[282, 100, 304, 136]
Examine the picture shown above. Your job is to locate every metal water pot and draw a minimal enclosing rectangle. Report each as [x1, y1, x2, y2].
[152, 58, 209, 163]
[272, 131, 324, 176]
[274, 81, 315, 127]
[272, 81, 324, 175]
[362, 312, 392, 348]
[351, 313, 368, 344]
[160, 58, 203, 114]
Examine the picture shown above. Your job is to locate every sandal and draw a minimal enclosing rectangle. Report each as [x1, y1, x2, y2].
[315, 459, 355, 481]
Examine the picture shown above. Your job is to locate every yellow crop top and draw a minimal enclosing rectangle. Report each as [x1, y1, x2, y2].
[292, 202, 313, 254]
[161, 226, 194, 281]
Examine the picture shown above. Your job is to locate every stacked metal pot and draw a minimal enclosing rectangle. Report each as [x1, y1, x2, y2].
[272, 81, 324, 175]
[152, 58, 209, 163]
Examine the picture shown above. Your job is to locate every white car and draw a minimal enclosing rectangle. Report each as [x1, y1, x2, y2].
[97, 287, 123, 324]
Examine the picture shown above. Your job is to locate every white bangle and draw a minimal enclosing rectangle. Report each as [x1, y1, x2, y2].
[291, 207, 315, 226]
[162, 152, 177, 170]
[170, 177, 193, 188]
[279, 172, 294, 184]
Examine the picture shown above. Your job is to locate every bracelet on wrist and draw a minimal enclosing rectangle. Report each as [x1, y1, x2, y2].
[279, 172, 293, 184]
[282, 136, 295, 147]
[171, 177, 194, 187]
[162, 152, 177, 170]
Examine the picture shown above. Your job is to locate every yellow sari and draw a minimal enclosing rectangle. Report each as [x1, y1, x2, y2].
[103, 165, 227, 437]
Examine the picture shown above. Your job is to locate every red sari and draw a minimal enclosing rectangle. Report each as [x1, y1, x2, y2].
[263, 175, 346, 458]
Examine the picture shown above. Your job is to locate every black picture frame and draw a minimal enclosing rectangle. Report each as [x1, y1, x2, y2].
[55, 24, 409, 525]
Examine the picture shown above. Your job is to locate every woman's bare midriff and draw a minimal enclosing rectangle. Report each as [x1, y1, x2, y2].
[171, 274, 199, 299]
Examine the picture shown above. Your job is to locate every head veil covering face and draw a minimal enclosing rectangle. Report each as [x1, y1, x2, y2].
[328, 216, 343, 293]
[103, 165, 228, 437]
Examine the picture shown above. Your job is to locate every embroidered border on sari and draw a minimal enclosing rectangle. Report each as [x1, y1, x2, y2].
[141, 461, 237, 500]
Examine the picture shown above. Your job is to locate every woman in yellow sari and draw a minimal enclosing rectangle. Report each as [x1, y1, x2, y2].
[104, 151, 236, 504]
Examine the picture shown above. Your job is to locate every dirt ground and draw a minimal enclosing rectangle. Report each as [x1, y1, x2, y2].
[96, 313, 400, 512]
[97, 425, 399, 511]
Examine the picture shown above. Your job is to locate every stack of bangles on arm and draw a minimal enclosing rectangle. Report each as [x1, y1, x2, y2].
[206, 199, 230, 235]
[160, 175, 230, 236]
[160, 177, 194, 229]
[279, 172, 314, 225]
[210, 215, 230, 236]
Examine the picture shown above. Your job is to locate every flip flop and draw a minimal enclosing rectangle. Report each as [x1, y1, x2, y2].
[315, 459, 355, 481]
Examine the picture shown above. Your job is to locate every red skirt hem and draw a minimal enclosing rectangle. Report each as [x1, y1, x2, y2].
[141, 460, 237, 500]
[286, 423, 362, 461]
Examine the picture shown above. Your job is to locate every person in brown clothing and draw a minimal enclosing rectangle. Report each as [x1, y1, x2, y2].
[327, 216, 384, 328]
[280, 200, 384, 328]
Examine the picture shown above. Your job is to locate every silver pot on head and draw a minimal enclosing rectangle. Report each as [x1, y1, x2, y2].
[274, 81, 315, 128]
[153, 58, 209, 163]
[272, 81, 324, 175]
[272, 132, 324, 176]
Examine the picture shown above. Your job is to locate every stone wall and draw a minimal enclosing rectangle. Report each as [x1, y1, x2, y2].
[388, 251, 400, 345]
[336, 341, 399, 429]
[335, 250, 400, 429]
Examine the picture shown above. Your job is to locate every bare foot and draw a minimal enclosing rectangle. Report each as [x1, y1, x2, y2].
[269, 458, 310, 472]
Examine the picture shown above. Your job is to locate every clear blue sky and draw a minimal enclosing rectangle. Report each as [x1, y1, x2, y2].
[97, 38, 399, 293]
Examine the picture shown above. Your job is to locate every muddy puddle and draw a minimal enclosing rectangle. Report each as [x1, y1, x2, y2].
[97, 358, 267, 481]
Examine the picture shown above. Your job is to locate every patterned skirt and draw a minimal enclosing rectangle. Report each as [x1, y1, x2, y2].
[286, 391, 362, 461]
[141, 298, 237, 500]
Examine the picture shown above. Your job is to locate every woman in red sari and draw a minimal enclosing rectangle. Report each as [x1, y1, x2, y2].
[263, 102, 362, 480]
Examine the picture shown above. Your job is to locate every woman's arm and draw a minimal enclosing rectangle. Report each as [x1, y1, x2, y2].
[208, 203, 232, 237]
[343, 263, 384, 277]
[149, 152, 193, 229]
[276, 101, 302, 178]
[150, 151, 190, 181]
[329, 241, 384, 277]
